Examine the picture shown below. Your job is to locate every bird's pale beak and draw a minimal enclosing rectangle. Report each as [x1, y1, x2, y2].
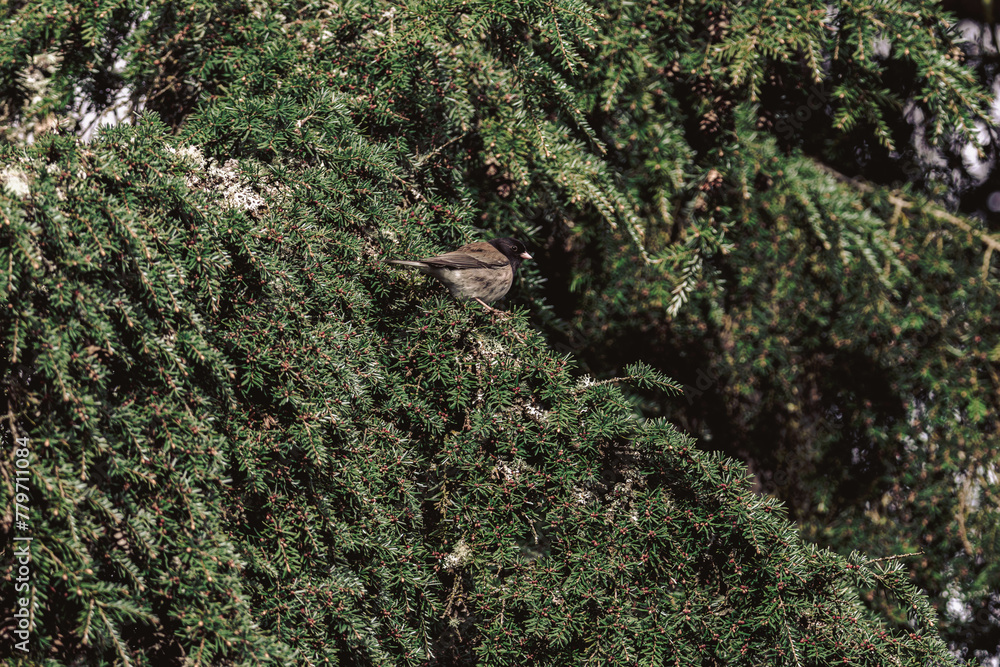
[520, 252, 532, 260]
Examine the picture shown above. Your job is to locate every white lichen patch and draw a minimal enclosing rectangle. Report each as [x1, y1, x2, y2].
[493, 458, 532, 483]
[174, 149, 277, 215]
[1, 167, 31, 198]
[473, 334, 508, 360]
[572, 485, 595, 506]
[524, 400, 547, 423]
[443, 539, 472, 570]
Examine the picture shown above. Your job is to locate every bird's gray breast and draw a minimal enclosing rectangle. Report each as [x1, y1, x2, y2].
[439, 266, 513, 302]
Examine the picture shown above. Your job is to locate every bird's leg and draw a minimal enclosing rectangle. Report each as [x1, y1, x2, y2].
[475, 298, 512, 318]
[474, 298, 499, 312]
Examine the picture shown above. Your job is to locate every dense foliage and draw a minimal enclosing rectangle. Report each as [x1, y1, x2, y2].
[1, 0, 998, 664]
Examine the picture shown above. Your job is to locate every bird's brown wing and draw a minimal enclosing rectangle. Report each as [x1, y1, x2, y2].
[417, 245, 509, 269]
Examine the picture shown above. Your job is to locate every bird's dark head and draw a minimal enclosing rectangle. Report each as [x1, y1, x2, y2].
[489, 237, 532, 272]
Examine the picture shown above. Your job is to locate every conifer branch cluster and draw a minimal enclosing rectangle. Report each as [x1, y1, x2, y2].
[1, 0, 997, 664]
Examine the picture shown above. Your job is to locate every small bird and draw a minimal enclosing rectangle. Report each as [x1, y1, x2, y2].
[388, 238, 532, 310]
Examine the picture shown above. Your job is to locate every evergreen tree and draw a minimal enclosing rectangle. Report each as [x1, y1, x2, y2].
[1, 0, 996, 664]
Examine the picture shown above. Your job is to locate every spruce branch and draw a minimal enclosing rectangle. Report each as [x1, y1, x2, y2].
[815, 160, 1000, 278]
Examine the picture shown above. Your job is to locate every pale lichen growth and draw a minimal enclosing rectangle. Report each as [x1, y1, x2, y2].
[167, 145, 278, 215]
[493, 458, 531, 483]
[1, 167, 31, 199]
[524, 400, 547, 423]
[443, 539, 473, 570]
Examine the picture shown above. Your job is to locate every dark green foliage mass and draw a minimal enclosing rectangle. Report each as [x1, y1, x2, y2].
[0, 119, 954, 665]
[0, 0, 996, 665]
